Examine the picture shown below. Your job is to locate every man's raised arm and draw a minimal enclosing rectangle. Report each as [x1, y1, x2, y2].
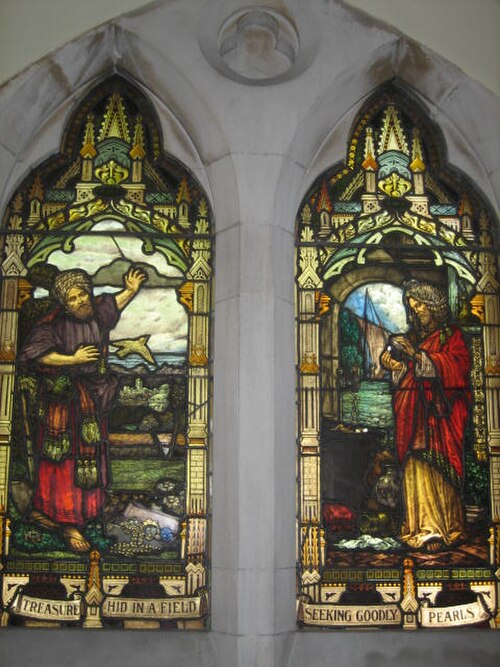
[114, 267, 147, 312]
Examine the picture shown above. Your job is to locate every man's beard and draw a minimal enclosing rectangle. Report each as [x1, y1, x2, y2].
[68, 302, 94, 320]
[414, 315, 438, 339]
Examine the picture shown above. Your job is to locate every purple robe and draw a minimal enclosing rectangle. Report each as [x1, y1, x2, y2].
[19, 295, 120, 525]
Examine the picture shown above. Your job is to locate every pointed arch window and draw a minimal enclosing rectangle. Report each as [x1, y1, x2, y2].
[0, 77, 212, 629]
[295, 84, 500, 630]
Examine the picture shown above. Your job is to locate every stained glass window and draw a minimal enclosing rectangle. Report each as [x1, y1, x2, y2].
[0, 77, 212, 629]
[295, 85, 500, 629]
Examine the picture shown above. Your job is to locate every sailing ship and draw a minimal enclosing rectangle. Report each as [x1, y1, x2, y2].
[353, 289, 390, 380]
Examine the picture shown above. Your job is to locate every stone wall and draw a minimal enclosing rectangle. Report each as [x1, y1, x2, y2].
[0, 1, 499, 665]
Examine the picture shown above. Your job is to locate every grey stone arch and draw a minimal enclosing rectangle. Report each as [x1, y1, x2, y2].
[292, 75, 500, 632]
[269, 22, 499, 650]
[0, 0, 498, 663]
[0, 70, 220, 625]
[0, 27, 238, 660]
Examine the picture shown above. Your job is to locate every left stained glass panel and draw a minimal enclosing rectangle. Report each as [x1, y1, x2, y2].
[0, 77, 212, 629]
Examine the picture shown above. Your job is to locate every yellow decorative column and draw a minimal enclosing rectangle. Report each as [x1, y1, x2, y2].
[184, 212, 212, 589]
[0, 232, 27, 556]
[401, 558, 419, 630]
[470, 335, 488, 462]
[83, 551, 103, 628]
[297, 224, 324, 601]
[477, 245, 500, 520]
[476, 222, 500, 623]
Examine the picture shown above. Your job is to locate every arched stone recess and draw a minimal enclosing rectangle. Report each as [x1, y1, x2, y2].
[273, 48, 499, 622]
[278, 42, 500, 236]
[0, 18, 237, 221]
[0, 75, 216, 629]
[294, 82, 500, 630]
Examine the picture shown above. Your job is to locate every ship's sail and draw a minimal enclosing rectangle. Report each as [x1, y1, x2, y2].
[353, 289, 390, 379]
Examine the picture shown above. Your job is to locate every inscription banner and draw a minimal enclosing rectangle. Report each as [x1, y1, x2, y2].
[10, 593, 82, 621]
[420, 601, 490, 628]
[300, 602, 402, 627]
[102, 594, 204, 620]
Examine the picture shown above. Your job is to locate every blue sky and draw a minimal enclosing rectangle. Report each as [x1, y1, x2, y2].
[344, 283, 408, 333]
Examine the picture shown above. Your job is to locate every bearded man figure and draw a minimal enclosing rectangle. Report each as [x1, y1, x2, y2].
[19, 267, 146, 553]
[381, 280, 471, 553]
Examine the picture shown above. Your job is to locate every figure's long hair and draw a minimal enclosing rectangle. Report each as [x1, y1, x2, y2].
[403, 279, 449, 333]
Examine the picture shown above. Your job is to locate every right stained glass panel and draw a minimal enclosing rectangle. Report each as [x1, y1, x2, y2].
[295, 85, 500, 630]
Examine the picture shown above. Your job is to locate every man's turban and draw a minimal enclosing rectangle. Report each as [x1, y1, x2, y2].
[53, 270, 92, 305]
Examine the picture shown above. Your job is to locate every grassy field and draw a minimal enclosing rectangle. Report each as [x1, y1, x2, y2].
[9, 456, 187, 559]
[110, 458, 185, 491]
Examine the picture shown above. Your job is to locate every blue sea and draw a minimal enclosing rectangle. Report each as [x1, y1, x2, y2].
[108, 351, 186, 370]
[341, 380, 394, 431]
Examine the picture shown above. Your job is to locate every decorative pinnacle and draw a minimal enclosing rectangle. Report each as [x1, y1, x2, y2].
[316, 180, 332, 213]
[410, 128, 425, 173]
[80, 114, 97, 158]
[176, 176, 191, 204]
[98, 93, 131, 143]
[130, 115, 146, 160]
[29, 173, 44, 200]
[362, 127, 378, 171]
[11, 191, 23, 214]
[458, 193, 473, 217]
[378, 105, 409, 156]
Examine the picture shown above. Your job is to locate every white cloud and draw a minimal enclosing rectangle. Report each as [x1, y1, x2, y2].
[48, 234, 183, 277]
[46, 233, 188, 353]
[110, 288, 188, 353]
[345, 282, 408, 333]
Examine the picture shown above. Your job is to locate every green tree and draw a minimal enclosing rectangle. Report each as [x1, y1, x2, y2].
[340, 309, 363, 369]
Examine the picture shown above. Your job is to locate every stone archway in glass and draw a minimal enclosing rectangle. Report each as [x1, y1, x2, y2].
[295, 83, 500, 630]
[0, 76, 212, 629]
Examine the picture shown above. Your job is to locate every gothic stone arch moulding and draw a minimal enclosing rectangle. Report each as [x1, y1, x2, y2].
[295, 83, 500, 630]
[0, 75, 213, 629]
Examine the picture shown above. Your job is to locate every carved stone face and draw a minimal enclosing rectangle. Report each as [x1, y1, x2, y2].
[65, 286, 94, 320]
